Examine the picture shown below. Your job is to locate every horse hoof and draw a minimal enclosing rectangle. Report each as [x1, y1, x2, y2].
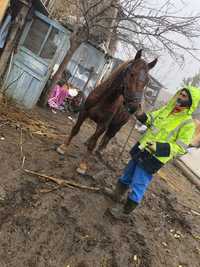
[76, 162, 88, 175]
[56, 144, 67, 155]
[76, 167, 86, 175]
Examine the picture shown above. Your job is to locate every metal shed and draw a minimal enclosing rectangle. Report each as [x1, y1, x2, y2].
[66, 42, 110, 97]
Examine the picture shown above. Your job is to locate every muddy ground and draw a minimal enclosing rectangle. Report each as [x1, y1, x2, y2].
[0, 102, 200, 267]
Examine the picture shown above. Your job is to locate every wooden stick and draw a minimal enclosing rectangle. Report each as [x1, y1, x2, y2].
[39, 185, 62, 193]
[19, 127, 26, 169]
[20, 127, 23, 158]
[21, 156, 26, 169]
[23, 169, 101, 192]
[190, 209, 200, 216]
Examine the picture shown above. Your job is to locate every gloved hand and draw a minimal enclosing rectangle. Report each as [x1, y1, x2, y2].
[135, 112, 148, 124]
[146, 141, 156, 153]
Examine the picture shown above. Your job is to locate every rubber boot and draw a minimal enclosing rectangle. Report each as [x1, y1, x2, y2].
[113, 181, 129, 202]
[123, 198, 138, 214]
[108, 198, 138, 220]
[104, 181, 128, 202]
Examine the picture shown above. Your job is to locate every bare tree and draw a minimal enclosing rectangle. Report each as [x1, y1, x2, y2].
[40, 0, 200, 105]
[182, 70, 200, 87]
[116, 0, 200, 62]
[40, 0, 118, 105]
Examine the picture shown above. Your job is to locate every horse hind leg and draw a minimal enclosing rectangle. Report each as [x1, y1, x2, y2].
[84, 133, 98, 147]
[56, 110, 88, 155]
[97, 133, 111, 152]
[97, 123, 123, 152]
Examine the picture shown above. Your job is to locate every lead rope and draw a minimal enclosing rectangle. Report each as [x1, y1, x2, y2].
[117, 80, 150, 162]
[117, 121, 136, 162]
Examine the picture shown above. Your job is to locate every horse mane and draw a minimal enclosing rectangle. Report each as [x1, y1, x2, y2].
[94, 60, 133, 97]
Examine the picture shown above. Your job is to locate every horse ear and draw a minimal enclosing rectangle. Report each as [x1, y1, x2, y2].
[148, 58, 158, 69]
[134, 49, 142, 60]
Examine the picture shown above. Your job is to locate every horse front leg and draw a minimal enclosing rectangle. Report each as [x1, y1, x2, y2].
[56, 110, 88, 155]
[97, 122, 122, 152]
[98, 109, 131, 153]
[77, 123, 106, 174]
[84, 125, 103, 148]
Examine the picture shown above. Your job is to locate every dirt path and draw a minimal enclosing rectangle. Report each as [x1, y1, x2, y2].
[0, 104, 200, 267]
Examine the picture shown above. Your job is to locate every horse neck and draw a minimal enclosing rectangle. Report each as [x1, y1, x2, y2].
[86, 60, 131, 106]
[101, 84, 122, 104]
[98, 62, 131, 103]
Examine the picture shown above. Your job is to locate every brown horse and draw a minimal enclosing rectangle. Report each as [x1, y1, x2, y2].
[56, 50, 157, 173]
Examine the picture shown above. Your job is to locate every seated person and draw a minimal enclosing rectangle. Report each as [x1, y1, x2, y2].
[48, 80, 69, 113]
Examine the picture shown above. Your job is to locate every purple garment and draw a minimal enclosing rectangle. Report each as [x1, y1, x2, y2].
[48, 84, 69, 109]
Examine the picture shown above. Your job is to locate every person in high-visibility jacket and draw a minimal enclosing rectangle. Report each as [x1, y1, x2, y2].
[109, 85, 200, 219]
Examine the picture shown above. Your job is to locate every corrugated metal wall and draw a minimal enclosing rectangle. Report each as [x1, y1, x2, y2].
[67, 42, 109, 97]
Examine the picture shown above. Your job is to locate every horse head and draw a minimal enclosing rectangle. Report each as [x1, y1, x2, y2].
[122, 50, 157, 114]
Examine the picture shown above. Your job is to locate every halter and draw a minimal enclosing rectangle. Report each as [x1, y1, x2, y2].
[122, 61, 148, 105]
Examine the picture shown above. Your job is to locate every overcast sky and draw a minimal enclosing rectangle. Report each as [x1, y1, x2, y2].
[153, 0, 200, 92]
[116, 0, 200, 93]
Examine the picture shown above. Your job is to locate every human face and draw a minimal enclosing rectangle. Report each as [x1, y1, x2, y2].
[176, 89, 190, 107]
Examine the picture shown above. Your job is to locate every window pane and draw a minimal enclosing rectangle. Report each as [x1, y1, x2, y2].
[23, 18, 49, 55]
[40, 27, 59, 60]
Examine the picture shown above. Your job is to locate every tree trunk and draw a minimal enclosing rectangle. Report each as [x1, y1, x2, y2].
[0, 0, 9, 24]
[39, 31, 84, 107]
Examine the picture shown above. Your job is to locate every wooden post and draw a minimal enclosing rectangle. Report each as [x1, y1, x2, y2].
[0, 0, 9, 24]
[82, 66, 95, 93]
[0, 3, 30, 80]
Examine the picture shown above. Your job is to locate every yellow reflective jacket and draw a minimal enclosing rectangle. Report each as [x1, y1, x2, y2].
[139, 85, 200, 164]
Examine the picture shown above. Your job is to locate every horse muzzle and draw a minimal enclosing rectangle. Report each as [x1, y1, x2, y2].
[123, 90, 143, 114]
[124, 102, 139, 114]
